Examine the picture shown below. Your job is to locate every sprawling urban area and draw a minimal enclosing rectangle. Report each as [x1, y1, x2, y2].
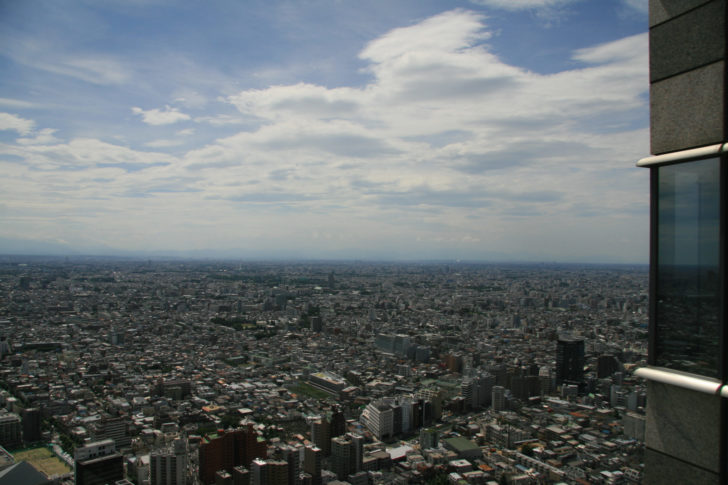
[0, 257, 649, 485]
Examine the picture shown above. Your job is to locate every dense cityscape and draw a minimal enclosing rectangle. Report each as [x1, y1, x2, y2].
[0, 256, 649, 484]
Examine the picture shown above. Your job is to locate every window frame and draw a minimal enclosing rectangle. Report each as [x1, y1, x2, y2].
[641, 146, 726, 382]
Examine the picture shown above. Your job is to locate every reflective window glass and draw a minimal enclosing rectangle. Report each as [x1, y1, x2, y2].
[656, 158, 721, 377]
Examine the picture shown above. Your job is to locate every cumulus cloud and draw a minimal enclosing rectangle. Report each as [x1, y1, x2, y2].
[0, 112, 35, 134]
[1, 9, 649, 261]
[191, 8, 649, 242]
[132, 105, 191, 125]
[228, 83, 361, 121]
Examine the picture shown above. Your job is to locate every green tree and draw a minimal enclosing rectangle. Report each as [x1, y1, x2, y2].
[425, 473, 449, 485]
[60, 434, 76, 455]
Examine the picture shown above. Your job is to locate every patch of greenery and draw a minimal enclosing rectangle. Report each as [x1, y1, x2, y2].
[426, 473, 449, 485]
[288, 381, 332, 400]
[197, 422, 218, 436]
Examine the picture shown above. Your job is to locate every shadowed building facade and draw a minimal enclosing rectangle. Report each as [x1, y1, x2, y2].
[199, 425, 267, 485]
[555, 336, 585, 387]
[636, 1, 727, 483]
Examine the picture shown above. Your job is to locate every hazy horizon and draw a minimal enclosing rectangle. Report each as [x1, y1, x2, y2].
[1, 1, 650, 264]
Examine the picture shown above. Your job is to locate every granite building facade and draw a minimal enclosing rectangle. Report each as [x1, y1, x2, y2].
[636, 1, 727, 483]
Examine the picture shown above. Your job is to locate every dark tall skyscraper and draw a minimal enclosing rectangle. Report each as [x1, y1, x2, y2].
[21, 407, 41, 444]
[555, 336, 584, 386]
[329, 406, 346, 438]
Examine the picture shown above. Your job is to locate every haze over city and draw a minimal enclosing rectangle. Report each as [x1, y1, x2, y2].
[0, 0, 649, 263]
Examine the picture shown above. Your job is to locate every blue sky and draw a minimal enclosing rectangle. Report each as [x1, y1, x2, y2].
[0, 0, 650, 262]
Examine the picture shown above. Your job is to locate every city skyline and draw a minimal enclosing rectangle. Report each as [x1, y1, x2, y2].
[0, 0, 649, 263]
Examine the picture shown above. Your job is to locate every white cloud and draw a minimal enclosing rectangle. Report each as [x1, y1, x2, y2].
[193, 114, 246, 126]
[201, 9, 649, 250]
[17, 128, 60, 145]
[228, 83, 361, 121]
[173, 89, 208, 109]
[0, 27, 132, 86]
[360, 10, 491, 65]
[136, 123, 196, 148]
[0, 98, 39, 109]
[132, 105, 191, 125]
[573, 33, 647, 64]
[8, 137, 178, 171]
[1, 9, 650, 261]
[60, 57, 131, 85]
[470, 0, 578, 11]
[0, 112, 35, 135]
[145, 138, 184, 148]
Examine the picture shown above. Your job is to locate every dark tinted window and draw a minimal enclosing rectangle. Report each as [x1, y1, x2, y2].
[656, 158, 720, 377]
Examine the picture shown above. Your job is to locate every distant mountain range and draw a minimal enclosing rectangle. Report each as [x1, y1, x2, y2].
[0, 236, 647, 265]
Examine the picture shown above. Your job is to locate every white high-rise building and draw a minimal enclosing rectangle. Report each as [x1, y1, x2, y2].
[150, 438, 188, 485]
[359, 400, 393, 441]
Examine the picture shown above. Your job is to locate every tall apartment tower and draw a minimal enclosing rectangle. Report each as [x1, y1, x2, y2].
[0, 413, 21, 449]
[491, 386, 506, 412]
[150, 438, 188, 485]
[359, 400, 394, 441]
[303, 446, 322, 485]
[199, 425, 267, 485]
[555, 336, 585, 387]
[279, 444, 302, 485]
[250, 459, 288, 485]
[330, 436, 352, 481]
[310, 418, 331, 455]
[636, 1, 727, 483]
[250, 458, 267, 485]
[330, 433, 363, 481]
[233, 465, 251, 485]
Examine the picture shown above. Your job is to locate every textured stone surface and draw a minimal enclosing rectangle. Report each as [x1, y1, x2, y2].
[644, 448, 720, 484]
[650, 0, 712, 26]
[645, 380, 721, 473]
[650, 0, 725, 82]
[650, 61, 725, 154]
